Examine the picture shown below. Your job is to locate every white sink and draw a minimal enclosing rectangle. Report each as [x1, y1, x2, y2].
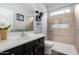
[26, 34, 35, 36]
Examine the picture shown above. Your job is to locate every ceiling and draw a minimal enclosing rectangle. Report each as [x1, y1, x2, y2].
[12, 3, 76, 14]
[24, 3, 76, 12]
[44, 3, 75, 11]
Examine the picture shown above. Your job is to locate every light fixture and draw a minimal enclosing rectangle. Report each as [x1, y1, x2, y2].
[50, 12, 54, 16]
[58, 10, 64, 14]
[53, 12, 59, 15]
[64, 9, 70, 13]
[50, 8, 70, 16]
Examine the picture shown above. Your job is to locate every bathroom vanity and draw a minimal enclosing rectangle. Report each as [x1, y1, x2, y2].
[0, 31, 45, 55]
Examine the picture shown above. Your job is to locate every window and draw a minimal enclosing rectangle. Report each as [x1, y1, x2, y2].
[50, 9, 70, 16]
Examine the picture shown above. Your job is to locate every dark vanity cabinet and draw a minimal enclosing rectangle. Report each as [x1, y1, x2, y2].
[10, 45, 24, 55]
[0, 37, 44, 55]
[34, 44, 44, 55]
[24, 40, 34, 55]
[24, 37, 44, 55]
[33, 37, 44, 55]
[0, 45, 24, 55]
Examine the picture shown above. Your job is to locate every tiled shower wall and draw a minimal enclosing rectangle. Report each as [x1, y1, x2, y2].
[74, 4, 79, 53]
[47, 5, 76, 44]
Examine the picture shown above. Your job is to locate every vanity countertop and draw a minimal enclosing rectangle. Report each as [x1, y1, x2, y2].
[0, 31, 45, 53]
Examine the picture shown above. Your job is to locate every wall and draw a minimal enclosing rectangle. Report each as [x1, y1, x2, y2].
[46, 3, 73, 12]
[74, 4, 79, 53]
[31, 3, 48, 39]
[47, 5, 76, 44]
[0, 3, 33, 30]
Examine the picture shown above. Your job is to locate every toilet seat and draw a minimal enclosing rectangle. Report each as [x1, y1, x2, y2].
[45, 40, 53, 47]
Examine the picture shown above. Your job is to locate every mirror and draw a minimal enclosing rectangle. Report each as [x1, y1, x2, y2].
[0, 6, 34, 32]
[0, 7, 14, 31]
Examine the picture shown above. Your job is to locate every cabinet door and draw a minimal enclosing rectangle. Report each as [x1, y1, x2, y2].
[33, 39, 40, 48]
[10, 45, 24, 55]
[24, 41, 33, 54]
[34, 44, 44, 55]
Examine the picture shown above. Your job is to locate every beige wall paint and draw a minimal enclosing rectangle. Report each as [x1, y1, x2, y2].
[47, 6, 76, 44]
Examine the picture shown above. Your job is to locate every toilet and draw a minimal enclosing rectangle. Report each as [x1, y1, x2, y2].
[44, 40, 53, 55]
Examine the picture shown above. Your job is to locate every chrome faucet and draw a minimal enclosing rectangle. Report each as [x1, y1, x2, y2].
[20, 31, 25, 37]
